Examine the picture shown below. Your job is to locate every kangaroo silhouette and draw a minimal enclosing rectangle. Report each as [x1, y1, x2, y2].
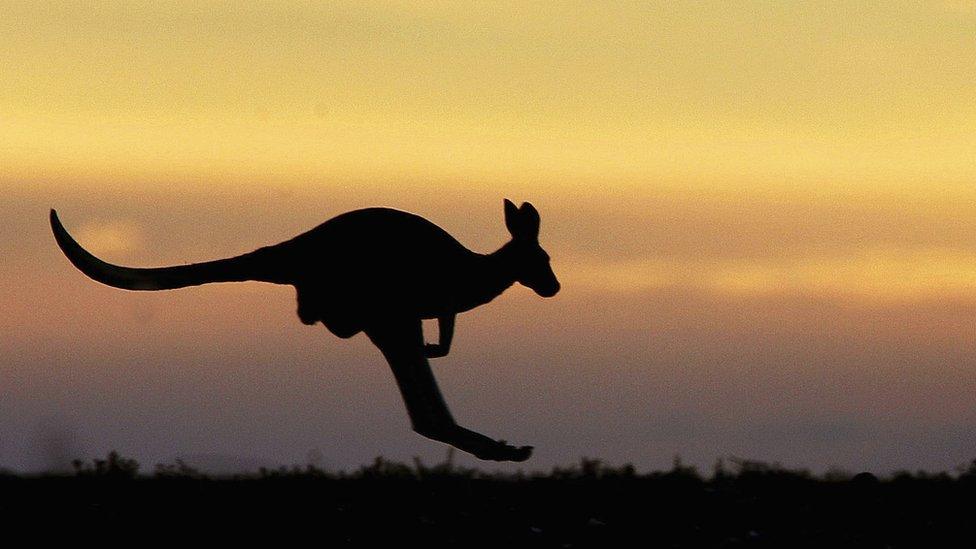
[50, 200, 559, 462]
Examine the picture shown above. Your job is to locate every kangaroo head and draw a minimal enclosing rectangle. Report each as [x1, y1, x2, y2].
[503, 199, 560, 298]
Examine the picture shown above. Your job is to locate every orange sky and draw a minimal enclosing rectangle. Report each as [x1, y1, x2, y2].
[1, 1, 975, 473]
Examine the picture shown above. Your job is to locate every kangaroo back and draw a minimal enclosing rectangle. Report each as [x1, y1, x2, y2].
[50, 210, 291, 290]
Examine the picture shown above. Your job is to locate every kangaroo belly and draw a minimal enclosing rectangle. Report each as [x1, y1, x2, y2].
[294, 275, 453, 338]
[322, 317, 362, 339]
[295, 284, 363, 338]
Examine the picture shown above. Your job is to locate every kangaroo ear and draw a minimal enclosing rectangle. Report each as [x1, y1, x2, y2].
[504, 199, 521, 237]
[518, 202, 540, 239]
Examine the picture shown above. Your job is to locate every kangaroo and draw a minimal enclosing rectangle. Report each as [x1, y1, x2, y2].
[50, 199, 560, 462]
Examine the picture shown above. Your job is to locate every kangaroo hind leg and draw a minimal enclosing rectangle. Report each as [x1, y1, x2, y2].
[365, 319, 532, 462]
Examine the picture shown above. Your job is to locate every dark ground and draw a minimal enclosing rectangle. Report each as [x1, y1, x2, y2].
[3, 452, 974, 546]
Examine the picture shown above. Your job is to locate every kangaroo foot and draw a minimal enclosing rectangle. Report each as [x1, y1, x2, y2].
[422, 424, 533, 462]
[457, 430, 533, 462]
[472, 440, 533, 462]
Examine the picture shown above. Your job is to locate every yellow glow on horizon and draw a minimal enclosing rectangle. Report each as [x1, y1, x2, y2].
[72, 219, 146, 256]
[567, 249, 976, 301]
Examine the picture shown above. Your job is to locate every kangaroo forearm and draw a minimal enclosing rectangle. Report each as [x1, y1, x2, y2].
[437, 314, 455, 350]
[424, 314, 455, 358]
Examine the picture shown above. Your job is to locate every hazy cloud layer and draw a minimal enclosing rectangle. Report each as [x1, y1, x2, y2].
[3, 185, 975, 473]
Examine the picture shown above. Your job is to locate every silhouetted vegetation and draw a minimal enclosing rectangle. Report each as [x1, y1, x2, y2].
[70, 450, 140, 479]
[4, 451, 976, 544]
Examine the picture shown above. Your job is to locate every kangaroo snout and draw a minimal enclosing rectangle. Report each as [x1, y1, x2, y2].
[538, 281, 560, 297]
[525, 270, 560, 298]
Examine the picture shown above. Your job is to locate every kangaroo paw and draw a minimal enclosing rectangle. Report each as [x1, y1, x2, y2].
[423, 343, 448, 358]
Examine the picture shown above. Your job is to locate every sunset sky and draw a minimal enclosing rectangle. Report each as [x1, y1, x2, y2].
[2, 1, 975, 474]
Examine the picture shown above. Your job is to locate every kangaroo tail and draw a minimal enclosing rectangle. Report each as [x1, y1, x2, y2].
[50, 209, 292, 290]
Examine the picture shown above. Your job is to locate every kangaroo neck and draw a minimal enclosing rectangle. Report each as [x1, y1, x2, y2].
[462, 243, 518, 311]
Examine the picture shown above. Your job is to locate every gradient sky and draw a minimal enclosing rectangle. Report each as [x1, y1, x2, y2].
[2, 1, 975, 474]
